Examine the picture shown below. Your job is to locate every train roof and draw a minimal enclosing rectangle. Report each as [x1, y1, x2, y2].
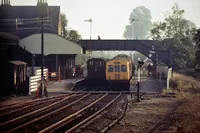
[112, 54, 131, 59]
[109, 54, 132, 62]
[87, 58, 108, 61]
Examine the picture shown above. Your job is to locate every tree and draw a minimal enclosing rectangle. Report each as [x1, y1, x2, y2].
[194, 29, 200, 72]
[67, 30, 82, 42]
[60, 13, 68, 38]
[151, 3, 197, 70]
[60, 13, 82, 42]
[123, 6, 152, 39]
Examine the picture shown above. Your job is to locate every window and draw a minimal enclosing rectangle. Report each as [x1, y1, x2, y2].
[89, 61, 93, 66]
[99, 61, 102, 67]
[95, 61, 99, 67]
[99, 61, 104, 67]
[115, 65, 120, 72]
[108, 65, 113, 72]
[121, 65, 127, 72]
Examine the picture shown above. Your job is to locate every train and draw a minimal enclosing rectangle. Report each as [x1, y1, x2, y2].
[106, 54, 133, 91]
[86, 55, 133, 91]
[73, 58, 109, 91]
[73, 55, 134, 91]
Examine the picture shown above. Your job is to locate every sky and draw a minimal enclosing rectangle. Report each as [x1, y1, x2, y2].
[9, 0, 200, 39]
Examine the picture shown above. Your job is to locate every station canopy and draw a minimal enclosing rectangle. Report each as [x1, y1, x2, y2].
[19, 33, 82, 55]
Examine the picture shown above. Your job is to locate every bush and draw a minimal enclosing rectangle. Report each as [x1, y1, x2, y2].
[169, 79, 178, 89]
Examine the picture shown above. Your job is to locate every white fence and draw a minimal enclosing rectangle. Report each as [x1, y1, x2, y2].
[29, 69, 48, 95]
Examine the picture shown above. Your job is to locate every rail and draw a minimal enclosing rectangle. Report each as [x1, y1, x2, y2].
[62, 91, 147, 94]
[6, 93, 91, 133]
[0, 94, 71, 112]
[0, 97, 63, 118]
[100, 95, 128, 133]
[0, 94, 80, 128]
[65, 93, 122, 133]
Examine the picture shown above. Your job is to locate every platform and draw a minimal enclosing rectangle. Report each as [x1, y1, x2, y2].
[47, 78, 84, 92]
[0, 78, 84, 106]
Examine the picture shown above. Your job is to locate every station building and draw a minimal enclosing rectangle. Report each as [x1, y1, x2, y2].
[0, 0, 83, 96]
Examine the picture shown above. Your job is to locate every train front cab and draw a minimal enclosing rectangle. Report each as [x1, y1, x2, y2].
[87, 58, 106, 79]
[75, 58, 109, 91]
[106, 60, 132, 91]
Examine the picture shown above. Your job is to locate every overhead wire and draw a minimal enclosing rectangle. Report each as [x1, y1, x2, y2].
[0, 17, 50, 21]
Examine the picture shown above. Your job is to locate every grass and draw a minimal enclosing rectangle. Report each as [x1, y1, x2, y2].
[167, 72, 200, 133]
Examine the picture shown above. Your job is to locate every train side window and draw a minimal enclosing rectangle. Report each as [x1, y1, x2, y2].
[95, 61, 98, 67]
[89, 61, 92, 66]
[121, 65, 127, 72]
[108, 65, 113, 72]
[115, 65, 120, 72]
[99, 61, 102, 67]
[100, 61, 104, 66]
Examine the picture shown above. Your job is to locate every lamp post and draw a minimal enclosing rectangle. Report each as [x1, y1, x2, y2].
[41, 16, 44, 79]
[65, 27, 72, 38]
[84, 18, 92, 40]
[40, 16, 45, 97]
[131, 18, 136, 65]
[32, 54, 35, 76]
[85, 18, 92, 58]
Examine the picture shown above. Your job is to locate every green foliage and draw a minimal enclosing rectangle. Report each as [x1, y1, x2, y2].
[151, 3, 196, 70]
[67, 30, 82, 42]
[123, 6, 152, 39]
[194, 29, 200, 72]
[151, 22, 167, 40]
[60, 13, 68, 38]
[60, 13, 82, 42]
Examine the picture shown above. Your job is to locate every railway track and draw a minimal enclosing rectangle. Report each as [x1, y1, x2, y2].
[0, 95, 16, 107]
[0, 96, 67, 123]
[0, 93, 84, 132]
[76, 94, 128, 133]
[0, 92, 129, 133]
[39, 93, 122, 133]
[0, 93, 71, 112]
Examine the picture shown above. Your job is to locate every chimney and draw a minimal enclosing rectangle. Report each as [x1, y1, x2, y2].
[1, 0, 11, 5]
[37, 0, 49, 17]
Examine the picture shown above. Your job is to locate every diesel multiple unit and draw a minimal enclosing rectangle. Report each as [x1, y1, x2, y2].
[106, 54, 133, 91]
[86, 54, 134, 91]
